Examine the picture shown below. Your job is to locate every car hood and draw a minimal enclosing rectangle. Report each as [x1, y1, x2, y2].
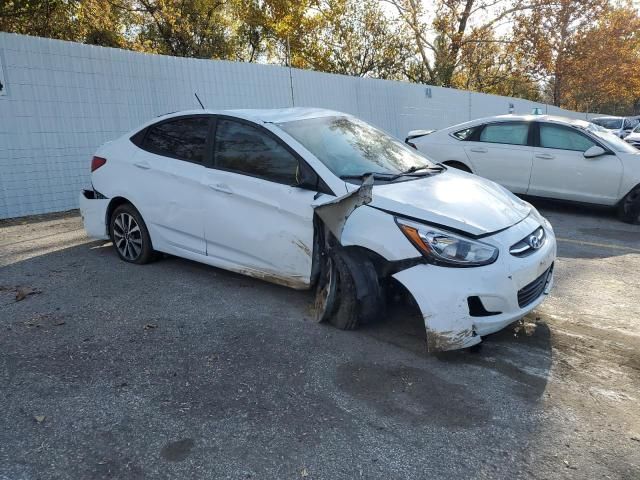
[365, 169, 531, 236]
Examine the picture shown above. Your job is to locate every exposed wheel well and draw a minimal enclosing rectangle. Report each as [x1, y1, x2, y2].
[443, 160, 472, 173]
[105, 197, 133, 236]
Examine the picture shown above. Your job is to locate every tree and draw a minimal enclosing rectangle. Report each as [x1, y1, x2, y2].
[385, 0, 530, 87]
[302, 0, 410, 78]
[131, 0, 235, 58]
[453, 26, 540, 99]
[561, 6, 640, 114]
[0, 0, 81, 40]
[512, 0, 607, 106]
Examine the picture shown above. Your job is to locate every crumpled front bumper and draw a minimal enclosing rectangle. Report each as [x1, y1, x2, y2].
[392, 216, 556, 352]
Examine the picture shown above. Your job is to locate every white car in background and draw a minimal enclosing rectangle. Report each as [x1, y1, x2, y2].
[591, 116, 639, 138]
[80, 108, 556, 352]
[407, 115, 640, 224]
[625, 123, 640, 150]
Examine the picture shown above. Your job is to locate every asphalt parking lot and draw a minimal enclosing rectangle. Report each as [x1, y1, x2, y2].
[1, 201, 639, 479]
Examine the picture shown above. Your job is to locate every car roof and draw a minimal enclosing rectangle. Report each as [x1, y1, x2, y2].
[156, 107, 344, 124]
[592, 116, 623, 120]
[445, 114, 592, 131]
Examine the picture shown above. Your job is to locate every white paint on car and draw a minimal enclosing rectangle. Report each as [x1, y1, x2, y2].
[80, 108, 558, 351]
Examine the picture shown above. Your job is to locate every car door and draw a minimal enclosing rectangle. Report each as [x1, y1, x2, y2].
[462, 121, 533, 194]
[202, 117, 318, 286]
[528, 122, 623, 204]
[130, 115, 212, 255]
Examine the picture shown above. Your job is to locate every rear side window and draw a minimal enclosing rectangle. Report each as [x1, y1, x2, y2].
[479, 123, 529, 146]
[539, 124, 596, 152]
[143, 117, 210, 163]
[214, 119, 299, 185]
[452, 127, 477, 140]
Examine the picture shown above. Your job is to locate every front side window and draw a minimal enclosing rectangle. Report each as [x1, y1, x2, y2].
[276, 116, 434, 179]
[143, 117, 210, 162]
[214, 120, 299, 185]
[539, 124, 596, 152]
[478, 123, 529, 146]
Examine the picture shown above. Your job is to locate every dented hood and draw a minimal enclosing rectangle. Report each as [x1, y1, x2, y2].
[366, 169, 531, 236]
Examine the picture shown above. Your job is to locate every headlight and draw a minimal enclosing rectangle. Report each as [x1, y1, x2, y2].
[396, 219, 498, 267]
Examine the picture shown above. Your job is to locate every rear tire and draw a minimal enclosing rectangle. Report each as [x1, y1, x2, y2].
[443, 161, 472, 173]
[109, 204, 154, 264]
[618, 186, 640, 224]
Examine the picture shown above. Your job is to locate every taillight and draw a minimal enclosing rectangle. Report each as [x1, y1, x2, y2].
[91, 156, 107, 172]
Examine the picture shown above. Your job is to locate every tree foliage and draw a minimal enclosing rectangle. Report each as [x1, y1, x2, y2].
[1, 0, 639, 113]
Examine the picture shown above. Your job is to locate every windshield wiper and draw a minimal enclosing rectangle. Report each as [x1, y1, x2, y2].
[340, 172, 395, 180]
[389, 165, 444, 180]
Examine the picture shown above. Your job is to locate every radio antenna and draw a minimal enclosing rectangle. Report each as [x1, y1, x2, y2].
[194, 93, 205, 110]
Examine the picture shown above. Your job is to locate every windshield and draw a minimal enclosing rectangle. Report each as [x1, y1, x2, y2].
[591, 118, 623, 130]
[633, 124, 640, 134]
[585, 124, 638, 153]
[276, 116, 435, 180]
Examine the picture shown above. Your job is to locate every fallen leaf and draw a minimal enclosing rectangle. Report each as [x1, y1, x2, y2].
[54, 320, 66, 326]
[34, 415, 45, 423]
[144, 323, 158, 330]
[15, 287, 40, 302]
[300, 468, 309, 478]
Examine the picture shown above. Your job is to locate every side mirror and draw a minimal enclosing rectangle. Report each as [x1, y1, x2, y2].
[583, 146, 606, 158]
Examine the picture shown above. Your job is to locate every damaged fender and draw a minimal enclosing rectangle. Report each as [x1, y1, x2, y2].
[312, 174, 374, 241]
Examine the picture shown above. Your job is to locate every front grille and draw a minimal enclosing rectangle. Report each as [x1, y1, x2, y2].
[517, 264, 553, 308]
[510, 226, 545, 257]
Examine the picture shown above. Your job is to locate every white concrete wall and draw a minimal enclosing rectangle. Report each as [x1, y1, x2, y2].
[0, 33, 593, 219]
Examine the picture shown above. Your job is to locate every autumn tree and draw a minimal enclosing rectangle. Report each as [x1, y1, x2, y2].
[453, 26, 540, 99]
[302, 0, 410, 78]
[385, 0, 530, 87]
[561, 5, 640, 114]
[512, 0, 607, 106]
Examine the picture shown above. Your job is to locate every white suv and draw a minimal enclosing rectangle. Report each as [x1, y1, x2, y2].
[407, 115, 640, 224]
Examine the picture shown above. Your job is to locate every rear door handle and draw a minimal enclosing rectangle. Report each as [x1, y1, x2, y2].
[134, 161, 151, 170]
[208, 183, 233, 194]
[535, 153, 555, 160]
[470, 147, 488, 153]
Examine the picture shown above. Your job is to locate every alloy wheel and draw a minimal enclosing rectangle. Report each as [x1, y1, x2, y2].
[113, 212, 143, 261]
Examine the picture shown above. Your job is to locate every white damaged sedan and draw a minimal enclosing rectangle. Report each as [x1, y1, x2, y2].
[80, 108, 556, 351]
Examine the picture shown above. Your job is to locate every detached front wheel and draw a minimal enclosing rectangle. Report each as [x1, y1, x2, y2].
[109, 204, 154, 264]
[618, 187, 640, 224]
[314, 248, 384, 330]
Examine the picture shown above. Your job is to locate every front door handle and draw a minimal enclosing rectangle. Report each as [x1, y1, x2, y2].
[134, 161, 151, 170]
[208, 183, 233, 194]
[535, 153, 555, 160]
[470, 147, 488, 153]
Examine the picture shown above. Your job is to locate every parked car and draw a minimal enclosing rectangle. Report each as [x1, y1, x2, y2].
[407, 114, 640, 224]
[80, 108, 556, 352]
[624, 123, 640, 149]
[590, 116, 639, 138]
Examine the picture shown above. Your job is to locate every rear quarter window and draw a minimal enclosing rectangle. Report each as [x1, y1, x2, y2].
[142, 116, 210, 163]
[451, 127, 477, 140]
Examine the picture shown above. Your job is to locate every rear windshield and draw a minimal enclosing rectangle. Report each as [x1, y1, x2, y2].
[591, 118, 623, 130]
